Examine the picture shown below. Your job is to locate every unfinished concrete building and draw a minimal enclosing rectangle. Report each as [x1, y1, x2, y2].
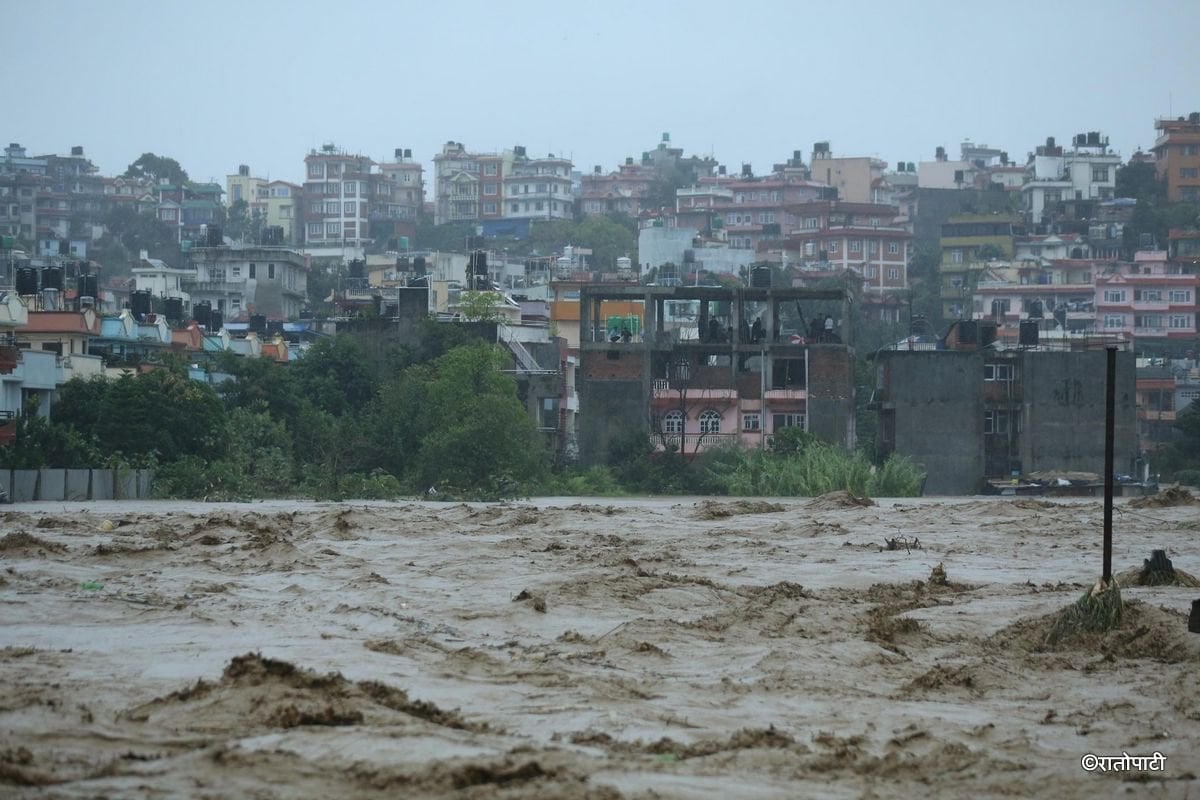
[576, 285, 856, 465]
[873, 323, 1137, 494]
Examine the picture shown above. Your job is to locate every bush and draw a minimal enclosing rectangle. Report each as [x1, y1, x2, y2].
[154, 456, 249, 501]
[541, 465, 626, 496]
[705, 444, 925, 498]
[313, 471, 405, 501]
[1171, 469, 1200, 488]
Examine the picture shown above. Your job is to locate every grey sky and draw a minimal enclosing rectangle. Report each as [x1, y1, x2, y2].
[5, 0, 1198, 190]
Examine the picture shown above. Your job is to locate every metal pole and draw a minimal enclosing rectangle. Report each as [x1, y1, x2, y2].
[1103, 345, 1116, 584]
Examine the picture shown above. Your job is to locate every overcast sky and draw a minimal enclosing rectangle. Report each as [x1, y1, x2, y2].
[5, 0, 1198, 189]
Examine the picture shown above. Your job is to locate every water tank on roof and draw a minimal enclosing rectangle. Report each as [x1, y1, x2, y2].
[193, 301, 212, 329]
[164, 297, 184, 323]
[130, 290, 152, 320]
[15, 268, 38, 295]
[249, 314, 266, 333]
[210, 309, 223, 332]
[42, 267, 63, 290]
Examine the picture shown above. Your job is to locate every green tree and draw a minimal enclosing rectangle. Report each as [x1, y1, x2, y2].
[94, 371, 226, 463]
[975, 243, 1007, 261]
[289, 336, 378, 416]
[458, 290, 502, 322]
[123, 153, 189, 185]
[574, 214, 638, 269]
[415, 221, 476, 252]
[101, 204, 179, 265]
[1115, 160, 1164, 203]
[0, 397, 101, 468]
[412, 344, 547, 496]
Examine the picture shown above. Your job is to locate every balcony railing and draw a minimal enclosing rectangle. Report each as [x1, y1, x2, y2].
[651, 432, 737, 451]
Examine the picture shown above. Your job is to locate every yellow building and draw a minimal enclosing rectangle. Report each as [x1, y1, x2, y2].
[265, 181, 300, 244]
[939, 214, 1024, 319]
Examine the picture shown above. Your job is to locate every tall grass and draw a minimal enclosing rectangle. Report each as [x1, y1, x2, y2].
[704, 444, 925, 497]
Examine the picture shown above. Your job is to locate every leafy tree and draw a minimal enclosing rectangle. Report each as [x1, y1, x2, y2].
[411, 344, 547, 496]
[289, 336, 378, 416]
[48, 376, 110, 439]
[123, 153, 189, 185]
[415, 221, 476, 252]
[223, 405, 294, 496]
[0, 396, 101, 468]
[458, 290, 502, 322]
[101, 204, 179, 265]
[1115, 160, 1164, 203]
[215, 352, 303, 425]
[975, 243, 1007, 261]
[94, 371, 226, 463]
[573, 214, 638, 269]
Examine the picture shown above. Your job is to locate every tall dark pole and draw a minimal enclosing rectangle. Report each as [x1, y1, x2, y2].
[1103, 346, 1116, 584]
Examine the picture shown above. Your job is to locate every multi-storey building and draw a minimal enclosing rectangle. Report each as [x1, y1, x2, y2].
[874, 336, 1137, 494]
[1021, 133, 1120, 226]
[939, 214, 1024, 319]
[580, 158, 656, 217]
[1153, 113, 1200, 202]
[302, 144, 376, 247]
[377, 149, 424, 228]
[36, 147, 105, 241]
[264, 181, 300, 244]
[673, 167, 828, 252]
[778, 201, 911, 295]
[477, 152, 506, 223]
[809, 142, 888, 203]
[969, 258, 1099, 337]
[226, 164, 267, 212]
[502, 152, 573, 223]
[1094, 250, 1199, 348]
[433, 141, 488, 226]
[187, 243, 309, 321]
[0, 144, 47, 241]
[575, 284, 856, 464]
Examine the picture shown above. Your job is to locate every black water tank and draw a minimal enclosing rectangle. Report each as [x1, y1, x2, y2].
[1019, 320, 1039, 346]
[164, 297, 184, 322]
[750, 267, 772, 288]
[76, 274, 97, 300]
[205, 225, 223, 247]
[348, 258, 365, 279]
[413, 256, 426, 274]
[130, 290, 152, 320]
[193, 301, 212, 329]
[16, 268, 38, 295]
[958, 320, 978, 344]
[42, 267, 63, 290]
[266, 320, 283, 336]
[210, 309, 224, 332]
[249, 314, 266, 333]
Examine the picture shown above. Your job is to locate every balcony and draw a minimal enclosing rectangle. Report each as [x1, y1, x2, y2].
[188, 281, 243, 293]
[650, 432, 737, 451]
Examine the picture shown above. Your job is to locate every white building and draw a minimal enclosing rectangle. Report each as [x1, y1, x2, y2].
[502, 154, 574, 221]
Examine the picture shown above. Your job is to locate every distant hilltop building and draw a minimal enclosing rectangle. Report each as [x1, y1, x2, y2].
[302, 143, 422, 249]
[433, 141, 573, 236]
[1153, 112, 1200, 203]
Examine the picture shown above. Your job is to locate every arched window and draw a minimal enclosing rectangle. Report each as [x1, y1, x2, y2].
[663, 410, 684, 434]
[699, 409, 721, 434]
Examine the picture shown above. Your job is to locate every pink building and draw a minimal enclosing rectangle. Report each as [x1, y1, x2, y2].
[1095, 251, 1199, 344]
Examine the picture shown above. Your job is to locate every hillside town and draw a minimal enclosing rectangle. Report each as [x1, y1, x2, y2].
[1, 116, 1199, 496]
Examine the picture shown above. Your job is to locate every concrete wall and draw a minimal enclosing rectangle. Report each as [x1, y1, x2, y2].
[884, 351, 984, 495]
[0, 469, 152, 502]
[577, 349, 648, 465]
[806, 345, 856, 449]
[1019, 350, 1137, 476]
